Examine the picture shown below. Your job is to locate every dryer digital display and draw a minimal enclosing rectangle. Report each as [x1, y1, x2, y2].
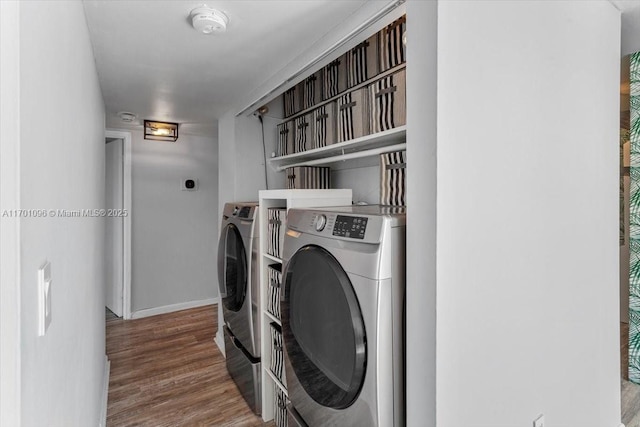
[238, 206, 252, 218]
[332, 215, 368, 239]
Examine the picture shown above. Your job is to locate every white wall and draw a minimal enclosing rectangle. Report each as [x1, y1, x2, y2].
[235, 115, 269, 201]
[262, 114, 287, 191]
[331, 161, 380, 205]
[436, 2, 621, 426]
[15, 1, 107, 425]
[217, 113, 266, 206]
[0, 1, 22, 425]
[405, 1, 438, 426]
[218, 111, 237, 223]
[128, 129, 219, 314]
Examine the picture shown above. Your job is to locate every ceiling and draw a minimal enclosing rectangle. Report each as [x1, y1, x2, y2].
[85, 1, 640, 138]
[83, 0, 372, 137]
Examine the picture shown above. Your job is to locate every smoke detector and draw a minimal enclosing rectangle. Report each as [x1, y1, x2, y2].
[190, 6, 228, 34]
[118, 112, 137, 123]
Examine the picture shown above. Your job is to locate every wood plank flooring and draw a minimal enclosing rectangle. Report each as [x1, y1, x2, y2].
[622, 322, 640, 427]
[623, 379, 640, 427]
[106, 305, 273, 427]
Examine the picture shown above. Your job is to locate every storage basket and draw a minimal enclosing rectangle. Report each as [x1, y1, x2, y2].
[322, 55, 348, 100]
[380, 150, 406, 206]
[369, 68, 406, 133]
[276, 120, 294, 157]
[312, 102, 337, 149]
[337, 88, 369, 142]
[267, 264, 282, 320]
[286, 167, 331, 190]
[273, 384, 288, 427]
[267, 208, 286, 258]
[283, 86, 298, 118]
[294, 114, 312, 153]
[347, 33, 379, 88]
[270, 322, 286, 385]
[378, 15, 406, 73]
[302, 71, 322, 110]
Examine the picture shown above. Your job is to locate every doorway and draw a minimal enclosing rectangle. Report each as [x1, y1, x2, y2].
[622, 51, 640, 427]
[621, 54, 631, 378]
[105, 130, 132, 319]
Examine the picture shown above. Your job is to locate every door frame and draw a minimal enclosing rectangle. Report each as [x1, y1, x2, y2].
[105, 129, 132, 319]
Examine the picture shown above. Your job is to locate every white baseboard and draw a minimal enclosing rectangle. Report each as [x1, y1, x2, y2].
[131, 297, 219, 319]
[98, 356, 110, 427]
[215, 327, 225, 358]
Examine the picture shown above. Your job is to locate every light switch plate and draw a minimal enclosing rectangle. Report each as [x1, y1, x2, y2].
[533, 414, 545, 427]
[37, 261, 52, 336]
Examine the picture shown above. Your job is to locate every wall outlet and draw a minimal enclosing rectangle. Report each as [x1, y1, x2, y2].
[533, 414, 545, 427]
[37, 261, 52, 336]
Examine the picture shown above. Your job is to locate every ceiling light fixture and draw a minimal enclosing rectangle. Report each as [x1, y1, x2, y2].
[144, 120, 179, 142]
[190, 5, 228, 35]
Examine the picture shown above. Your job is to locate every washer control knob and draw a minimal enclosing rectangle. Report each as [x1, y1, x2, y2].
[232, 206, 239, 216]
[315, 214, 327, 232]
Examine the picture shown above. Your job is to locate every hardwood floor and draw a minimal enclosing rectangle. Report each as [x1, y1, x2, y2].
[106, 305, 273, 427]
[623, 379, 640, 427]
[622, 322, 640, 427]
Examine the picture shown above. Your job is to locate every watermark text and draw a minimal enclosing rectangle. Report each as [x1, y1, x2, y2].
[1, 209, 128, 218]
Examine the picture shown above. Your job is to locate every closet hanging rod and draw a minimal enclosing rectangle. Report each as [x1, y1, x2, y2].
[275, 143, 407, 172]
[237, 0, 406, 117]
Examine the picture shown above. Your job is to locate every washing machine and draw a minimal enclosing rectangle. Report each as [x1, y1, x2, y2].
[281, 205, 406, 427]
[218, 202, 261, 415]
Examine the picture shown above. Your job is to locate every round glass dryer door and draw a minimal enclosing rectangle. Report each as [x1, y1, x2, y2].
[217, 223, 247, 312]
[282, 245, 366, 409]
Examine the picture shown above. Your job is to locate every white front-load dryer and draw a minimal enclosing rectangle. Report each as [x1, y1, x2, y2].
[281, 205, 406, 427]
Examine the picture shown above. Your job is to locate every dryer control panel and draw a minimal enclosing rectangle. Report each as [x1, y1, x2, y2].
[288, 209, 386, 244]
[332, 215, 368, 239]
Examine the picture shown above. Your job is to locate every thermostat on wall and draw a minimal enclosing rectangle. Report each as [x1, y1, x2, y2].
[181, 178, 198, 191]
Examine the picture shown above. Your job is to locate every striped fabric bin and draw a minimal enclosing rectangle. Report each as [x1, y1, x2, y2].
[302, 71, 322, 110]
[369, 69, 406, 133]
[276, 121, 294, 157]
[378, 15, 406, 73]
[270, 322, 286, 386]
[380, 150, 406, 206]
[273, 384, 288, 427]
[322, 55, 348, 100]
[337, 88, 369, 142]
[346, 33, 379, 88]
[267, 208, 286, 258]
[267, 264, 282, 320]
[294, 114, 312, 153]
[282, 86, 298, 118]
[286, 167, 331, 190]
[312, 102, 337, 149]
